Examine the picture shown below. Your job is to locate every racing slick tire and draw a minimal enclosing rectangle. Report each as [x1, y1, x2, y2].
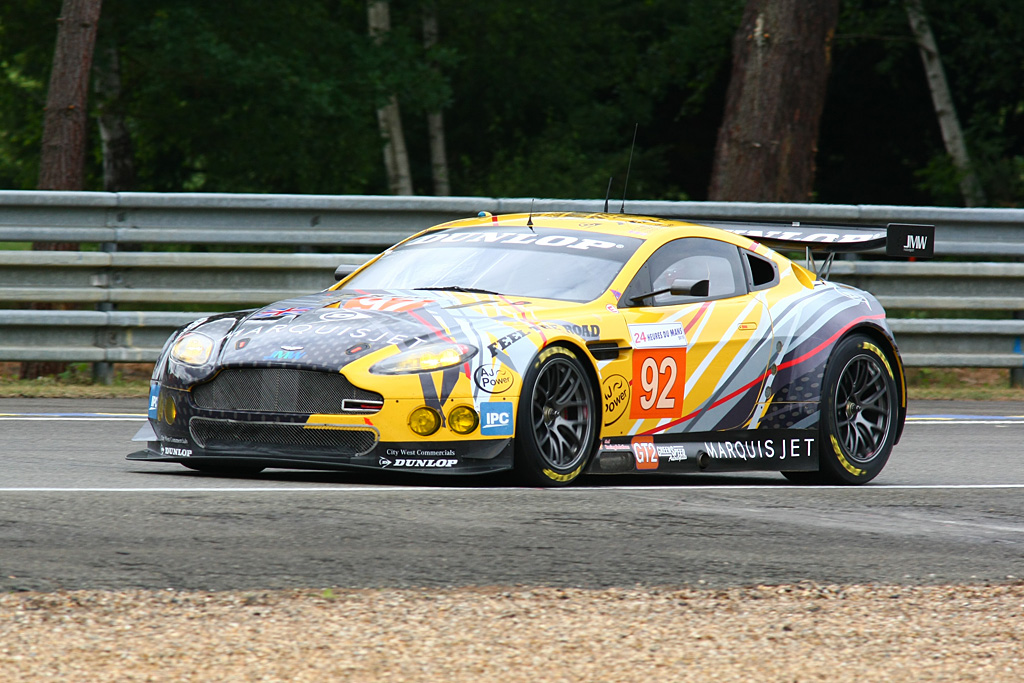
[784, 333, 898, 485]
[514, 346, 598, 487]
[182, 462, 265, 476]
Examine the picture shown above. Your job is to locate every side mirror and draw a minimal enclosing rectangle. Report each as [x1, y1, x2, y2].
[334, 264, 356, 281]
[669, 278, 709, 297]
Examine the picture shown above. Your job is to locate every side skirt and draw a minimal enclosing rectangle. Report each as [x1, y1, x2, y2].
[589, 429, 819, 475]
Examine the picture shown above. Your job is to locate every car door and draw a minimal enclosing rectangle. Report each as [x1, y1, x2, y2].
[618, 237, 774, 434]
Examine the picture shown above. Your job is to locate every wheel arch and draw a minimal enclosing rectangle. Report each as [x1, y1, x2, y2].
[830, 323, 907, 445]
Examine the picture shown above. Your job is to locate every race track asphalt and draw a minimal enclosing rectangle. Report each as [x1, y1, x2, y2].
[1, 398, 1021, 592]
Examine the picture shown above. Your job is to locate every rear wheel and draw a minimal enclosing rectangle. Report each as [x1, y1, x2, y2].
[784, 334, 898, 485]
[514, 346, 598, 487]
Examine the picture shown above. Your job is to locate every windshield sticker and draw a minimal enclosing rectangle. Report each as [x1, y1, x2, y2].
[407, 227, 640, 255]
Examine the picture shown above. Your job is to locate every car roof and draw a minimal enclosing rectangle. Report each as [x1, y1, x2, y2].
[428, 212, 899, 258]
[431, 211, 715, 241]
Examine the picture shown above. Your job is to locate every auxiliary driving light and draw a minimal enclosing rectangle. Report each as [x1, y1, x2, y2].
[447, 406, 479, 435]
[157, 393, 177, 425]
[409, 406, 441, 436]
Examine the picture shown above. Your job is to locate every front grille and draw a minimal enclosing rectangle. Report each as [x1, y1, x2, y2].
[192, 368, 383, 414]
[190, 418, 378, 456]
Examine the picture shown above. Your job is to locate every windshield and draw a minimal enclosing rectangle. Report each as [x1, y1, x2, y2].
[342, 225, 643, 302]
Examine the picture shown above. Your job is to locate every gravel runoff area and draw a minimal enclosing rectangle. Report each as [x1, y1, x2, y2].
[1, 583, 1022, 681]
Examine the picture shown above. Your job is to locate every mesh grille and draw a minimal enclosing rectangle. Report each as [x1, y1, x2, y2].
[192, 368, 383, 414]
[190, 418, 377, 456]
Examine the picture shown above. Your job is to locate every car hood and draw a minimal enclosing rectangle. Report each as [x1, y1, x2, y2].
[198, 289, 604, 373]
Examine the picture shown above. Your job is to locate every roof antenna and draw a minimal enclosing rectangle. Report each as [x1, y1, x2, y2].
[619, 123, 638, 214]
[603, 177, 614, 213]
[527, 198, 535, 233]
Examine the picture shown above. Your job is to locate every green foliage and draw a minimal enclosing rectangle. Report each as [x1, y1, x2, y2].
[0, 0, 60, 188]
[822, 0, 1024, 207]
[0, 0, 1021, 205]
[435, 0, 742, 199]
[110, 0, 387, 193]
[0, 0, 744, 199]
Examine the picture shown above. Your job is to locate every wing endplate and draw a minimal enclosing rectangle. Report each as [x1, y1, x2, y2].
[884, 223, 935, 259]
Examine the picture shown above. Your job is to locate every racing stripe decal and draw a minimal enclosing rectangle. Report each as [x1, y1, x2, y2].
[641, 312, 886, 437]
[418, 373, 444, 420]
[776, 314, 885, 375]
[683, 301, 711, 334]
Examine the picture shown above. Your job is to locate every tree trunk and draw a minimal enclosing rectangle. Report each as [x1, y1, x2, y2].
[708, 0, 839, 202]
[422, 3, 450, 196]
[23, 0, 103, 381]
[37, 0, 103, 193]
[368, 0, 414, 195]
[904, 0, 985, 207]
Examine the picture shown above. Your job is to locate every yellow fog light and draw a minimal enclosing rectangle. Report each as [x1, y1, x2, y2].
[448, 406, 479, 435]
[158, 393, 177, 425]
[409, 406, 441, 436]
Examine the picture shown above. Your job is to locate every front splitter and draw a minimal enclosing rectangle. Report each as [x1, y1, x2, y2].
[127, 438, 515, 476]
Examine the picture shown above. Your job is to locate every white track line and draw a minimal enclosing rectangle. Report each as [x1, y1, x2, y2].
[906, 419, 1024, 424]
[0, 413, 146, 421]
[1, 483, 1023, 493]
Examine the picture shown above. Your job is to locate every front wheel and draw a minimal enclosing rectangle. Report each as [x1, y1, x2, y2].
[514, 346, 598, 487]
[785, 334, 899, 485]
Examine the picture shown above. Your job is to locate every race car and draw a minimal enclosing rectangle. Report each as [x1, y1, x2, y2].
[129, 212, 933, 486]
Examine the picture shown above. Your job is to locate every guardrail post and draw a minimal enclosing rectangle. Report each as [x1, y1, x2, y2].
[93, 239, 116, 385]
[1013, 310, 1024, 389]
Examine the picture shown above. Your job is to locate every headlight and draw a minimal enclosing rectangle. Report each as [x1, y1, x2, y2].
[370, 342, 477, 375]
[170, 332, 215, 366]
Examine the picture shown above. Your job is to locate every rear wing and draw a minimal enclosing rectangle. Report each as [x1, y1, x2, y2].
[706, 221, 935, 258]
[703, 221, 934, 280]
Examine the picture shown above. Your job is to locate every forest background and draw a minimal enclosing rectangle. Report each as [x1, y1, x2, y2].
[1, 0, 1022, 208]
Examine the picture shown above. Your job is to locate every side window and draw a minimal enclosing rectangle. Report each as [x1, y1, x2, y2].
[744, 252, 779, 291]
[621, 238, 747, 307]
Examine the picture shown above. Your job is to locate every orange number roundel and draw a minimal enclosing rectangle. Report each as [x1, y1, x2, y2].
[630, 349, 685, 419]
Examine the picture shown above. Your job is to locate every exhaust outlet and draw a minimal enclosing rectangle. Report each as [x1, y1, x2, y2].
[697, 450, 710, 470]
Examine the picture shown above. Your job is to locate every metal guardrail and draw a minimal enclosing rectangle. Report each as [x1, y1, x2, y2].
[0, 191, 1022, 383]
[2, 190, 1024, 253]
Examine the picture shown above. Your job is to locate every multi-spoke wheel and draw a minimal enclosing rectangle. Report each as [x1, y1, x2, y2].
[514, 346, 597, 486]
[784, 334, 899, 485]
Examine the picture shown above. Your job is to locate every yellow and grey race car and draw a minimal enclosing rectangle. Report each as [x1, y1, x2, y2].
[129, 213, 933, 486]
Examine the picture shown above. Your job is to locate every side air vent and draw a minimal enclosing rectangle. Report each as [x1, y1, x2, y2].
[586, 341, 628, 361]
